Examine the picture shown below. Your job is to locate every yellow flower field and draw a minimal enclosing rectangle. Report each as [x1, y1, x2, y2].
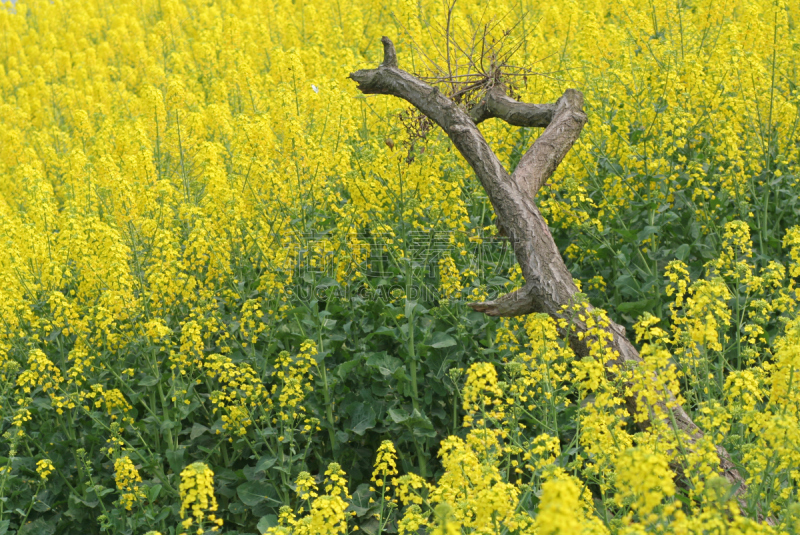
[1, 0, 799, 533]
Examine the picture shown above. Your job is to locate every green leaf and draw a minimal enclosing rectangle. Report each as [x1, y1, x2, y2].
[243, 465, 262, 481]
[257, 515, 278, 534]
[165, 448, 186, 474]
[336, 359, 361, 379]
[366, 353, 403, 376]
[387, 407, 409, 424]
[349, 404, 377, 436]
[190, 423, 209, 439]
[349, 484, 376, 517]
[616, 298, 659, 316]
[237, 481, 271, 507]
[405, 299, 417, 319]
[675, 243, 690, 261]
[254, 455, 277, 474]
[487, 276, 512, 286]
[636, 225, 660, 242]
[148, 484, 163, 501]
[138, 375, 159, 387]
[160, 419, 179, 432]
[210, 418, 225, 435]
[32, 500, 51, 513]
[360, 518, 382, 535]
[17, 519, 55, 535]
[373, 326, 397, 337]
[94, 485, 115, 497]
[405, 409, 434, 431]
[229, 500, 246, 514]
[429, 332, 456, 349]
[252, 500, 274, 517]
[69, 492, 98, 508]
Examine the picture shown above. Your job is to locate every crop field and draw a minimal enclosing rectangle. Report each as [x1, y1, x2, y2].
[1, 0, 799, 533]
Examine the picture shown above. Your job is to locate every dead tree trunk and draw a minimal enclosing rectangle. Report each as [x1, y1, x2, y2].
[350, 37, 751, 501]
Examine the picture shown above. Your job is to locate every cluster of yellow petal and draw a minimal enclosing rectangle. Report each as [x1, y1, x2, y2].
[15, 349, 63, 395]
[35, 459, 55, 481]
[114, 455, 146, 511]
[461, 363, 506, 428]
[179, 462, 223, 534]
[269, 463, 354, 535]
[372, 440, 399, 490]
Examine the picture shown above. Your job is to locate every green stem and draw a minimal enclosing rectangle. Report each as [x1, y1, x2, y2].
[405, 260, 426, 478]
[318, 327, 337, 457]
[78, 452, 113, 530]
[413, 438, 427, 479]
[320, 363, 337, 456]
[20, 481, 46, 530]
[406, 261, 419, 411]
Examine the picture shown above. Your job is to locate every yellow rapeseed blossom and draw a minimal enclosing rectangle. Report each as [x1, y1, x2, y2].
[179, 462, 223, 534]
[534, 473, 608, 535]
[438, 256, 463, 300]
[614, 447, 679, 525]
[296, 471, 319, 501]
[271, 463, 354, 534]
[16, 349, 63, 395]
[371, 440, 399, 490]
[461, 363, 506, 427]
[36, 459, 55, 481]
[114, 455, 146, 511]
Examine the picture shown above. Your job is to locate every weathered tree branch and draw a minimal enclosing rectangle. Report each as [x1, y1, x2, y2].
[350, 36, 753, 511]
[469, 84, 555, 127]
[351, 37, 579, 321]
[511, 88, 586, 200]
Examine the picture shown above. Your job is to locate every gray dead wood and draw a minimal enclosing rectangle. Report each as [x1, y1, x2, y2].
[469, 85, 555, 128]
[350, 36, 754, 512]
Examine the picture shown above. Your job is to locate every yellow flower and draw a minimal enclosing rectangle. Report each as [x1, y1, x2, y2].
[461, 362, 506, 427]
[614, 447, 678, 523]
[36, 459, 55, 481]
[179, 463, 222, 534]
[371, 441, 399, 489]
[114, 456, 146, 511]
[296, 471, 319, 501]
[535, 474, 608, 535]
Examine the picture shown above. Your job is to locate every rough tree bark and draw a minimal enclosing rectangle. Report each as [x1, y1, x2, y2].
[350, 36, 756, 508]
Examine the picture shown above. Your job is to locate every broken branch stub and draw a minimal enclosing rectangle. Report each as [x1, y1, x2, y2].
[349, 36, 750, 499]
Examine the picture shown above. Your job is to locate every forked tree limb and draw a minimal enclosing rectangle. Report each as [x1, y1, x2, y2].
[350, 36, 753, 511]
[351, 37, 582, 321]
